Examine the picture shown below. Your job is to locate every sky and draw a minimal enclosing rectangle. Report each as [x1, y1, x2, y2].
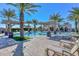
[0, 3, 79, 28]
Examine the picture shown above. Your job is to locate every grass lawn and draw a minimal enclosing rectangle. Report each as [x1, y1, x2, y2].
[13, 36, 31, 41]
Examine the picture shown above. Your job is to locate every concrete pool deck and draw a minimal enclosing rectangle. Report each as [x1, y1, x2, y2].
[0, 36, 60, 56]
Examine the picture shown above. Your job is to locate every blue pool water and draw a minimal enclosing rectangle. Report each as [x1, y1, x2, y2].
[14, 31, 47, 37]
[14, 31, 72, 37]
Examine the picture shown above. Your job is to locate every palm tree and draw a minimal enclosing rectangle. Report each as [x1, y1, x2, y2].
[49, 13, 63, 31]
[39, 22, 44, 32]
[49, 13, 63, 22]
[1, 19, 19, 31]
[32, 19, 38, 32]
[8, 3, 40, 38]
[26, 20, 32, 32]
[0, 8, 16, 32]
[68, 8, 79, 33]
[26, 20, 32, 27]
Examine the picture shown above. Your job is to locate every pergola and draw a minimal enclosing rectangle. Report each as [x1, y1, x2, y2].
[1, 20, 19, 31]
[1, 20, 19, 25]
[42, 21, 59, 31]
[1, 19, 61, 31]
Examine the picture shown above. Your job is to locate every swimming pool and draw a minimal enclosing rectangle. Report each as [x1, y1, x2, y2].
[14, 31, 47, 37]
[14, 31, 72, 37]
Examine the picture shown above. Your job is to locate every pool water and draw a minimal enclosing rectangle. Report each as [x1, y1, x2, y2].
[14, 31, 47, 37]
[14, 31, 72, 37]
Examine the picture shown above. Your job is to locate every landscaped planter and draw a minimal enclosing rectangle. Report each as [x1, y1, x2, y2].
[13, 36, 31, 41]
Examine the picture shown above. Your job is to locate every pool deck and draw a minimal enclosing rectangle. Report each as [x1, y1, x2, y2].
[0, 36, 60, 56]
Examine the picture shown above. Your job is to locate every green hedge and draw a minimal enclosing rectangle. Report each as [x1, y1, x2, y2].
[13, 36, 31, 41]
[11, 28, 32, 32]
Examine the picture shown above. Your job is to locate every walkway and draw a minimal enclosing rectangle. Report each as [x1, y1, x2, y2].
[23, 37, 60, 56]
[0, 36, 60, 56]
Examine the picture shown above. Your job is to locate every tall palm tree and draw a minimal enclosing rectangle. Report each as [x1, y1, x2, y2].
[1, 19, 19, 30]
[0, 8, 16, 32]
[49, 13, 63, 31]
[68, 8, 79, 33]
[39, 22, 44, 32]
[32, 19, 38, 32]
[8, 3, 40, 38]
[49, 13, 63, 22]
[26, 20, 32, 32]
[26, 20, 32, 27]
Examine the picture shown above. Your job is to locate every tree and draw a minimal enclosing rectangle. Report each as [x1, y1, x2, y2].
[32, 19, 38, 32]
[26, 20, 32, 27]
[49, 13, 63, 22]
[8, 3, 40, 38]
[38, 22, 44, 32]
[0, 8, 16, 32]
[1, 19, 19, 31]
[68, 8, 79, 33]
[26, 20, 32, 32]
[49, 13, 63, 31]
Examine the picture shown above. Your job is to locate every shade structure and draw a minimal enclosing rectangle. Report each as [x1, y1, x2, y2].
[1, 20, 19, 24]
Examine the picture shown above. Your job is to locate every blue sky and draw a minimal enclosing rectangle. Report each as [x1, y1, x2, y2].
[0, 3, 79, 28]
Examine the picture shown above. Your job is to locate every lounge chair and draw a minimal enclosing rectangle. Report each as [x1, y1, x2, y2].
[60, 37, 78, 49]
[46, 41, 79, 56]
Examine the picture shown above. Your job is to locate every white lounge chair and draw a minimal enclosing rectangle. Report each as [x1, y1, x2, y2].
[60, 37, 78, 49]
[46, 40, 79, 56]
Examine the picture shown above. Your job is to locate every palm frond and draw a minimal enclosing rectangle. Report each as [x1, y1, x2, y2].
[25, 3, 41, 9]
[49, 13, 63, 22]
[69, 7, 79, 21]
[27, 9, 38, 14]
[7, 3, 19, 7]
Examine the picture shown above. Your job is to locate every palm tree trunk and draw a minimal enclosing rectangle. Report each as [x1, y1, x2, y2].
[75, 20, 78, 33]
[34, 24, 36, 35]
[34, 24, 36, 31]
[6, 25, 8, 31]
[41, 24, 43, 32]
[7, 17, 11, 32]
[28, 23, 30, 32]
[8, 24, 11, 32]
[20, 6, 24, 37]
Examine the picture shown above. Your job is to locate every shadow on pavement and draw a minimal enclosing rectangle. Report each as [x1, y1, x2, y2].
[13, 41, 24, 56]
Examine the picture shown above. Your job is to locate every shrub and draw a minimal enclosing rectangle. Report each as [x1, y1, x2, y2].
[13, 36, 31, 41]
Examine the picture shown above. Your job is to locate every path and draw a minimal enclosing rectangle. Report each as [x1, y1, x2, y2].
[0, 36, 60, 56]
